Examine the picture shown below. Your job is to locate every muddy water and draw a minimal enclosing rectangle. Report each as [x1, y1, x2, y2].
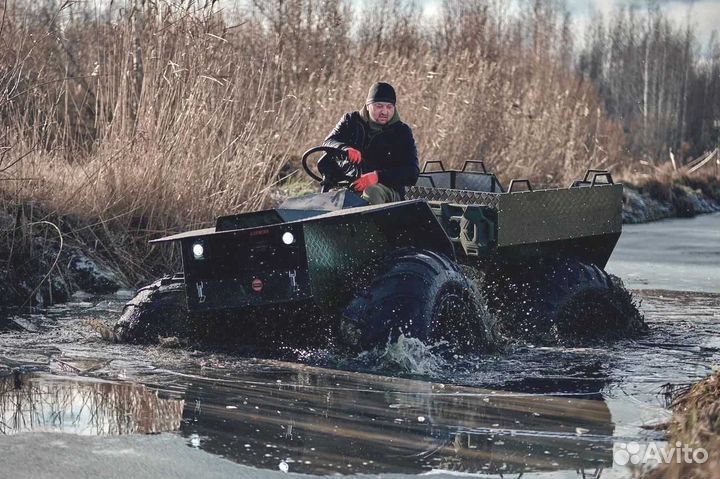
[1, 214, 719, 479]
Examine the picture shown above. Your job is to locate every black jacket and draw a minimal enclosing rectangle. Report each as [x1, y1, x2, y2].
[323, 111, 419, 197]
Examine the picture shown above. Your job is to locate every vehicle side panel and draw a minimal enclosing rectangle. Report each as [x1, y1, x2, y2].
[496, 184, 622, 247]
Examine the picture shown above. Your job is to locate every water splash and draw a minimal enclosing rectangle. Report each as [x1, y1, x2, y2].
[352, 334, 449, 376]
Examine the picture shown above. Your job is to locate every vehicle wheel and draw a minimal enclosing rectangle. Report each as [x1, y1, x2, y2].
[113, 275, 190, 343]
[340, 248, 495, 352]
[483, 258, 645, 343]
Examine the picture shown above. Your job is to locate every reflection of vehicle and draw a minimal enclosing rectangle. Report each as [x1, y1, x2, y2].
[0, 366, 613, 476]
[175, 365, 614, 476]
[115, 147, 643, 349]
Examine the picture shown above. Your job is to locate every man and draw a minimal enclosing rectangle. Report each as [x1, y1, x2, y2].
[323, 82, 419, 204]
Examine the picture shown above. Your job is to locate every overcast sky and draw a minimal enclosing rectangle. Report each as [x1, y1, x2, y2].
[420, 0, 720, 48]
[570, 0, 719, 46]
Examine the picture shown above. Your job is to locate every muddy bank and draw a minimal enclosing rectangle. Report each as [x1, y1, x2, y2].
[622, 175, 720, 224]
[0, 202, 127, 313]
[646, 371, 720, 478]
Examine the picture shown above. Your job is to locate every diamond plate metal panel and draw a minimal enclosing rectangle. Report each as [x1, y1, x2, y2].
[304, 218, 389, 305]
[406, 186, 500, 209]
[302, 201, 454, 305]
[496, 184, 623, 247]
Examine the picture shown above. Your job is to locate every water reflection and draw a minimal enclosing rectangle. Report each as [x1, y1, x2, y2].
[175, 365, 614, 475]
[0, 373, 183, 435]
[0, 367, 614, 475]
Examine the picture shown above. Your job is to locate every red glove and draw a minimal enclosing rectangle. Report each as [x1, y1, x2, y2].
[344, 147, 362, 164]
[352, 171, 379, 192]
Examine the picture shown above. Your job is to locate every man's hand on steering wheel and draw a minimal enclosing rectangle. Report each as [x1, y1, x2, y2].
[344, 147, 362, 164]
[301, 146, 361, 191]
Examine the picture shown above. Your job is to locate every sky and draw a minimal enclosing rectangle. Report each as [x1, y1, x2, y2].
[420, 0, 720, 48]
[570, 0, 720, 46]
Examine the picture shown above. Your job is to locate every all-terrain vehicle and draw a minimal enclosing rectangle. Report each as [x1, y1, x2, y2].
[115, 147, 643, 350]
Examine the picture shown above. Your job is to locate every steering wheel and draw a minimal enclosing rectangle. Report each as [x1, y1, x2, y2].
[301, 146, 361, 192]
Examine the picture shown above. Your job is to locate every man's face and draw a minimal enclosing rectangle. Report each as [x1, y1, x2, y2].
[367, 102, 395, 125]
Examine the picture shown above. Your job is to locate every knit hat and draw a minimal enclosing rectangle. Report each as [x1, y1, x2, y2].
[365, 82, 396, 105]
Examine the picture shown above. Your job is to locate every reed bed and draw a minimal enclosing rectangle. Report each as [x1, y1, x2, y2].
[0, 0, 668, 282]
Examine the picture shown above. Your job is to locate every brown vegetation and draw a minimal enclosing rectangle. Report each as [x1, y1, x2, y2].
[0, 0, 717, 285]
[647, 371, 720, 479]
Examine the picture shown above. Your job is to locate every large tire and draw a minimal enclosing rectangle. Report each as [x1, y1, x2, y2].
[483, 258, 645, 343]
[114, 275, 190, 343]
[114, 276, 336, 350]
[340, 248, 495, 352]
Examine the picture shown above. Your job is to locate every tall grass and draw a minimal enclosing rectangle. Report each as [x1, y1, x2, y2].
[1, 0, 629, 281]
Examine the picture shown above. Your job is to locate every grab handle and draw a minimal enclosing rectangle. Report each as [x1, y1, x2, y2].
[590, 172, 614, 186]
[583, 169, 614, 185]
[508, 179, 533, 192]
[422, 161, 446, 173]
[461, 160, 488, 173]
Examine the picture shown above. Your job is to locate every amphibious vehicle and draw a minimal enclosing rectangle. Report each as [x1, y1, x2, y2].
[116, 147, 641, 350]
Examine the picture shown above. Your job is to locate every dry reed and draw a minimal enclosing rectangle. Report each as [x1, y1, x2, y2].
[0, 0, 637, 281]
[647, 371, 720, 478]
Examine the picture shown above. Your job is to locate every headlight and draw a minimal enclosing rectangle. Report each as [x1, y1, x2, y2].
[282, 232, 295, 245]
[192, 243, 205, 259]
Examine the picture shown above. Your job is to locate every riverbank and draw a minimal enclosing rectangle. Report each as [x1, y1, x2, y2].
[647, 370, 720, 478]
[622, 173, 720, 223]
[0, 201, 127, 312]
